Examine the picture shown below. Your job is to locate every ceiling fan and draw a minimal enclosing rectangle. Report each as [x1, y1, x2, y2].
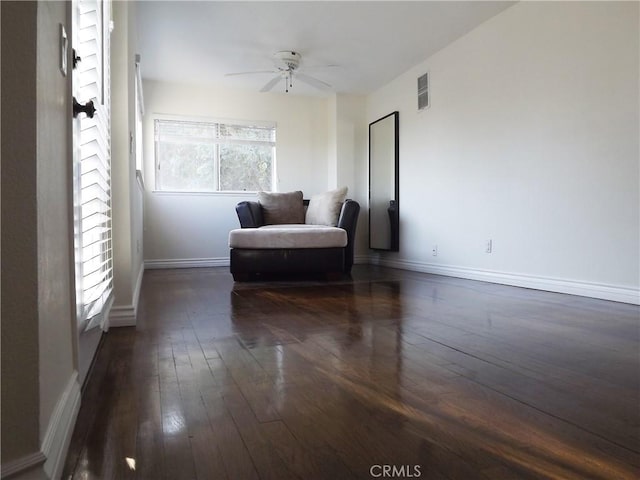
[225, 51, 335, 93]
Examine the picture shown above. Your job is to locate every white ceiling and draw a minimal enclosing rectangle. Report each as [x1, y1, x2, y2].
[136, 1, 515, 96]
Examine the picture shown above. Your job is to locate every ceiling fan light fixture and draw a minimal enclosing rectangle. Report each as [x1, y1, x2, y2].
[227, 50, 334, 94]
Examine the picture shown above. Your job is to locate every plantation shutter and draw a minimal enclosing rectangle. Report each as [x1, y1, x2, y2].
[76, 0, 113, 328]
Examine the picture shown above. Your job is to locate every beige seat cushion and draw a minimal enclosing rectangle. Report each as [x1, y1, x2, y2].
[229, 224, 347, 249]
[257, 190, 305, 225]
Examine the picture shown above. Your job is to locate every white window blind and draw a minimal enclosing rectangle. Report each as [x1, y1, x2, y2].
[76, 0, 113, 328]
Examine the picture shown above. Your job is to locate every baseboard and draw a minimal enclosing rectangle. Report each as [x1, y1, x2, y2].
[41, 372, 81, 480]
[145, 257, 230, 269]
[142, 254, 638, 304]
[374, 257, 639, 305]
[0, 451, 47, 479]
[107, 264, 145, 328]
[354, 254, 370, 265]
[108, 305, 137, 327]
[3, 374, 82, 479]
[147, 256, 370, 269]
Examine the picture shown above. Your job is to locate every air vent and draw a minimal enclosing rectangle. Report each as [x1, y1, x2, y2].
[418, 72, 429, 110]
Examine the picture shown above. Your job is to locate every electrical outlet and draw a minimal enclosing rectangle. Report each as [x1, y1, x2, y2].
[486, 239, 493, 254]
[432, 245, 438, 256]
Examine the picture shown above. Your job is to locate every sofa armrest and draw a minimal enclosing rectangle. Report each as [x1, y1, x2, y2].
[236, 201, 264, 228]
[338, 199, 360, 233]
[337, 199, 360, 273]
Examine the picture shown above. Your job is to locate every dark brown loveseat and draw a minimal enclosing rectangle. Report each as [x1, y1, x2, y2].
[229, 198, 360, 281]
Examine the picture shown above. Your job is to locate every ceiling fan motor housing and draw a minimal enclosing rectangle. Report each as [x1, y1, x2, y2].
[274, 51, 301, 71]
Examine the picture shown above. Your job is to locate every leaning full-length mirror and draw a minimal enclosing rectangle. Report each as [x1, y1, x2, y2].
[369, 111, 399, 251]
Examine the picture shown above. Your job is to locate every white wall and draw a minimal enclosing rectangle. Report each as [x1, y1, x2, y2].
[1, 1, 41, 468]
[334, 94, 369, 258]
[110, 1, 145, 325]
[2, 2, 80, 478]
[366, 1, 639, 303]
[142, 80, 330, 266]
[36, 0, 77, 453]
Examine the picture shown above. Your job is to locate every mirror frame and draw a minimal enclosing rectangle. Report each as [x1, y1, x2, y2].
[368, 111, 399, 251]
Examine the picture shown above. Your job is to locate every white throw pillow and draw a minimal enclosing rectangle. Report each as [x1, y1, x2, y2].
[305, 187, 348, 226]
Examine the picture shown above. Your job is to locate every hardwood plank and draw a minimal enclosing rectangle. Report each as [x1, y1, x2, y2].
[260, 419, 359, 479]
[222, 384, 301, 479]
[201, 386, 260, 479]
[134, 375, 164, 480]
[158, 350, 197, 480]
[175, 361, 228, 480]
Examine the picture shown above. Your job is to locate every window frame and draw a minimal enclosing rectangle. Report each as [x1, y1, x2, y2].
[152, 114, 277, 195]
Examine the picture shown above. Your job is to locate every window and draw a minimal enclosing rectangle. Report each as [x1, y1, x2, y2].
[74, 0, 113, 329]
[154, 118, 276, 192]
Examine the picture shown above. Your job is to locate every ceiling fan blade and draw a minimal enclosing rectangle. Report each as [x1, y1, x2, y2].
[296, 73, 332, 90]
[225, 70, 277, 77]
[260, 75, 283, 93]
[301, 64, 340, 71]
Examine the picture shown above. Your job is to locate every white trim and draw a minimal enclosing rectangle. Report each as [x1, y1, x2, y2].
[373, 257, 640, 305]
[0, 452, 46, 479]
[106, 264, 145, 328]
[134, 55, 144, 115]
[109, 305, 137, 327]
[146, 256, 371, 271]
[133, 263, 145, 312]
[41, 372, 81, 480]
[145, 257, 230, 269]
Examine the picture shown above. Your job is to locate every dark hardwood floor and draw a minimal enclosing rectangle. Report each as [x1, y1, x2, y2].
[63, 265, 640, 479]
